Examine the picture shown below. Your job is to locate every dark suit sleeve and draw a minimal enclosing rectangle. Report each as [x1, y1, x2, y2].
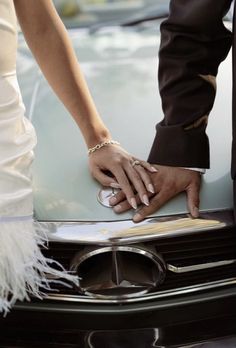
[148, 0, 232, 168]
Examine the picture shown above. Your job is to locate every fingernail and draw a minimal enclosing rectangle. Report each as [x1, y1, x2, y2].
[114, 204, 122, 213]
[133, 213, 142, 223]
[130, 197, 137, 210]
[192, 207, 199, 218]
[109, 196, 117, 205]
[142, 194, 149, 206]
[110, 183, 120, 189]
[150, 166, 158, 172]
[148, 184, 155, 194]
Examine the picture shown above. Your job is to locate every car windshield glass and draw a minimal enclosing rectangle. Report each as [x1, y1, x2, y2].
[53, 0, 169, 29]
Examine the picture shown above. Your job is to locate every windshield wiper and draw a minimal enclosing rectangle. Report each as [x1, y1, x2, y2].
[121, 5, 169, 26]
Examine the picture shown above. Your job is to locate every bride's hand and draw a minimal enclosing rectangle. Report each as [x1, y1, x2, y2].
[88, 144, 157, 209]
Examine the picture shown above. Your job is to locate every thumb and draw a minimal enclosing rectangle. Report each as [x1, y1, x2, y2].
[90, 167, 120, 188]
[186, 183, 200, 218]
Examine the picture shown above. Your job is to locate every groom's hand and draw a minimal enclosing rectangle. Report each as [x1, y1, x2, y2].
[109, 165, 201, 222]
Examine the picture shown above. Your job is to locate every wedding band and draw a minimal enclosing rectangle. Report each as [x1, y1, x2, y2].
[131, 160, 141, 167]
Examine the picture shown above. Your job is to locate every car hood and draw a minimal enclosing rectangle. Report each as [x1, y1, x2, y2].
[17, 22, 233, 222]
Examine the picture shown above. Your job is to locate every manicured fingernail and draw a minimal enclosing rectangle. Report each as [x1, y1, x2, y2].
[133, 213, 142, 223]
[142, 194, 149, 206]
[150, 166, 158, 172]
[110, 183, 120, 189]
[109, 196, 117, 205]
[114, 205, 122, 213]
[130, 197, 137, 210]
[148, 184, 155, 194]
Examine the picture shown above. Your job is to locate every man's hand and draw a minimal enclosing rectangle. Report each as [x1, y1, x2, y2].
[109, 165, 201, 222]
[89, 144, 156, 209]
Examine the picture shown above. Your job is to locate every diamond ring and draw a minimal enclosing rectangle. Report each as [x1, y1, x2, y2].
[131, 160, 141, 167]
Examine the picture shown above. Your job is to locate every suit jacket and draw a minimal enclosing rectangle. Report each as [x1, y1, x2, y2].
[148, 0, 233, 170]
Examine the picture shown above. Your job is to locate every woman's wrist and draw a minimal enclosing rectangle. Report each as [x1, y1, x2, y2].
[85, 126, 112, 149]
[88, 140, 120, 155]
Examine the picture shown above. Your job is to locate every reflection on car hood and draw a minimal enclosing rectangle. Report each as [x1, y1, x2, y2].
[17, 23, 233, 222]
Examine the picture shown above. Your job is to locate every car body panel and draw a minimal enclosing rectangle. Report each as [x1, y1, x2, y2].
[36, 210, 233, 244]
[17, 22, 233, 223]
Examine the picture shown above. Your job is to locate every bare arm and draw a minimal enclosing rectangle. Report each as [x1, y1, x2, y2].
[14, 0, 155, 208]
[14, 0, 109, 148]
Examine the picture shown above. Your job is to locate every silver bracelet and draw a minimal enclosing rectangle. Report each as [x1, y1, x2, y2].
[88, 140, 120, 155]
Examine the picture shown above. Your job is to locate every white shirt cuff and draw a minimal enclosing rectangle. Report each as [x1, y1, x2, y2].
[183, 167, 206, 174]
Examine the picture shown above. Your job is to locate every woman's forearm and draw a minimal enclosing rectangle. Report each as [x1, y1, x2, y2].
[13, 0, 156, 213]
[14, 0, 110, 148]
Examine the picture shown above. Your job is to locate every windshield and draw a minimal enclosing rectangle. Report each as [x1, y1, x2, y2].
[53, 0, 169, 28]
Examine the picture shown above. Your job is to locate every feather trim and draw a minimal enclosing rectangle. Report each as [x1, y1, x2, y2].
[0, 218, 79, 315]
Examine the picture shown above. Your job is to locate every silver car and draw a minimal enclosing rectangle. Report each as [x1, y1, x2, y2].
[2, 1, 236, 346]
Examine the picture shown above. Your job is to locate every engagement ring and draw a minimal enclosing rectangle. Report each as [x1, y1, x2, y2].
[131, 160, 141, 167]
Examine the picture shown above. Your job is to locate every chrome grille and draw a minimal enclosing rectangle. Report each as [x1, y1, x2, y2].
[42, 225, 236, 300]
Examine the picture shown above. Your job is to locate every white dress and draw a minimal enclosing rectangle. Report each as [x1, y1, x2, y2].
[0, 0, 77, 314]
[0, 0, 36, 219]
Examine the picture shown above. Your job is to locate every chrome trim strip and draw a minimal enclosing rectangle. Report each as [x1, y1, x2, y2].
[39, 210, 234, 245]
[167, 260, 236, 273]
[44, 277, 236, 304]
[71, 245, 165, 268]
[70, 245, 166, 299]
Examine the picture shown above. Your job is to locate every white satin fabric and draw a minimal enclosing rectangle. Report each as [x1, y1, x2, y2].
[0, 1, 78, 314]
[0, 0, 37, 218]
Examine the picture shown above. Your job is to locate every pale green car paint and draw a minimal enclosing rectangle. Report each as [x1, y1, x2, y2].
[17, 22, 233, 222]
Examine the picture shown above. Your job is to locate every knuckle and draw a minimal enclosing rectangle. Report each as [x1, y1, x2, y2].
[113, 156, 124, 166]
[151, 195, 160, 205]
[117, 157, 125, 165]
